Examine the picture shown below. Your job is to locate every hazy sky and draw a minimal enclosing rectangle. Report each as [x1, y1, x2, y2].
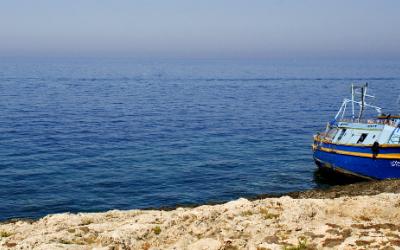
[1, 0, 399, 59]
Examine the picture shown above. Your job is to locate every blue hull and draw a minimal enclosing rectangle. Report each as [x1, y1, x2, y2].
[313, 149, 400, 180]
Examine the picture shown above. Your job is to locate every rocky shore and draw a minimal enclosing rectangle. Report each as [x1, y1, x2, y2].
[1, 180, 400, 250]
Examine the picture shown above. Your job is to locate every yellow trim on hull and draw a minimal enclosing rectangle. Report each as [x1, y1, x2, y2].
[318, 146, 400, 160]
[313, 136, 400, 148]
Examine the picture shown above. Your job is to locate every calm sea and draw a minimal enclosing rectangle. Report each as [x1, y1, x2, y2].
[1, 58, 400, 220]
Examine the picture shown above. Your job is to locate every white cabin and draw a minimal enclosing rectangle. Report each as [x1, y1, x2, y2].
[327, 120, 400, 145]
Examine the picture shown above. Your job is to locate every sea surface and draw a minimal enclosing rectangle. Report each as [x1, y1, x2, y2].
[1, 58, 400, 221]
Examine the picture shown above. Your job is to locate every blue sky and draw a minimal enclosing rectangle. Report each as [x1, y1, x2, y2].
[0, 0, 399, 59]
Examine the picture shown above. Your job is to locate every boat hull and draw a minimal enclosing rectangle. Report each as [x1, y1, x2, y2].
[313, 147, 400, 180]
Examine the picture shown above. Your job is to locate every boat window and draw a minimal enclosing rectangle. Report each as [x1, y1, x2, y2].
[327, 128, 338, 139]
[337, 129, 346, 141]
[357, 133, 368, 144]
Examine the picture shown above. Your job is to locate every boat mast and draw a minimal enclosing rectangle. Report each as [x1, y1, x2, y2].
[357, 84, 367, 121]
[351, 84, 355, 120]
[334, 83, 381, 123]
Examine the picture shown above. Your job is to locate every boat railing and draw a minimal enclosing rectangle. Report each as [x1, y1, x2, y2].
[337, 118, 398, 126]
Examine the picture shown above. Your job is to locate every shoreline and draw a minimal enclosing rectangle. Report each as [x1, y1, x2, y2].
[3, 179, 399, 224]
[1, 180, 400, 249]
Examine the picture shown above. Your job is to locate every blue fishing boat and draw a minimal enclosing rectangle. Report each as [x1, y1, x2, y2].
[313, 84, 400, 180]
